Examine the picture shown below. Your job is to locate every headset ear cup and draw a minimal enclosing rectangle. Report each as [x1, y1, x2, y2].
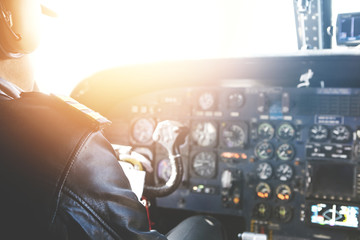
[0, 0, 41, 58]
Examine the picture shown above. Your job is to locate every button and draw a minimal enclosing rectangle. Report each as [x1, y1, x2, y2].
[233, 197, 240, 205]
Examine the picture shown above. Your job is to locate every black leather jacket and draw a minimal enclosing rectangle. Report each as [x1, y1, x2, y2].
[0, 79, 166, 239]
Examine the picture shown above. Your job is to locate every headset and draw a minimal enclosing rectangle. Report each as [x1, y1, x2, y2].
[0, 0, 42, 59]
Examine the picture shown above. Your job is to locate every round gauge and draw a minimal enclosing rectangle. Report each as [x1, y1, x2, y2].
[253, 203, 271, 220]
[256, 162, 273, 180]
[331, 125, 352, 143]
[255, 141, 274, 160]
[255, 182, 271, 199]
[192, 152, 216, 178]
[131, 118, 155, 144]
[191, 122, 217, 147]
[276, 184, 292, 201]
[228, 93, 245, 108]
[309, 124, 328, 142]
[274, 205, 292, 223]
[257, 122, 275, 140]
[157, 158, 171, 182]
[222, 123, 246, 148]
[275, 164, 293, 181]
[354, 142, 360, 159]
[277, 122, 296, 141]
[276, 143, 295, 161]
[198, 92, 215, 110]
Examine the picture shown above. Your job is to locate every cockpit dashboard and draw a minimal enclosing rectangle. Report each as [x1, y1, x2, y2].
[71, 53, 360, 240]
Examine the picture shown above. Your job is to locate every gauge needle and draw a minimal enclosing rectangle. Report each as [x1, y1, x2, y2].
[260, 165, 267, 175]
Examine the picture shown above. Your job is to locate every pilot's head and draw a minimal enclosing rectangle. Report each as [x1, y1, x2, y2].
[0, 0, 52, 91]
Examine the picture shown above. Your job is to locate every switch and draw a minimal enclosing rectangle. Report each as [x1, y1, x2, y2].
[282, 92, 290, 113]
[221, 170, 232, 189]
[257, 93, 267, 113]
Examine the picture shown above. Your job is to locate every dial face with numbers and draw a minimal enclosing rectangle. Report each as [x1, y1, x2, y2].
[258, 122, 275, 140]
[191, 122, 217, 147]
[157, 158, 172, 182]
[309, 124, 328, 142]
[255, 141, 274, 160]
[228, 92, 245, 108]
[198, 92, 215, 110]
[276, 184, 292, 201]
[276, 143, 295, 161]
[192, 152, 216, 178]
[131, 118, 155, 144]
[276, 163, 293, 181]
[222, 123, 246, 148]
[354, 142, 360, 159]
[256, 162, 273, 180]
[277, 123, 296, 140]
[331, 125, 352, 143]
[256, 182, 272, 199]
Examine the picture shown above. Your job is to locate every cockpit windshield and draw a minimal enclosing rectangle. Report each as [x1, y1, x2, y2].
[34, 0, 298, 93]
[34, 0, 360, 93]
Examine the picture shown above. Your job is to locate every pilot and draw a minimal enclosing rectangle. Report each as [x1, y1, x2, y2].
[0, 0, 227, 239]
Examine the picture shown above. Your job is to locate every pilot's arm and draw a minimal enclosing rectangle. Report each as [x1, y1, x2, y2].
[0, 86, 167, 239]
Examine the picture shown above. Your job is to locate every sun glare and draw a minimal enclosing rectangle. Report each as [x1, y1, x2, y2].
[34, 0, 297, 94]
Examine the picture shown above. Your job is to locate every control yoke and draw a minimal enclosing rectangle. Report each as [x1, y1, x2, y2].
[143, 120, 188, 198]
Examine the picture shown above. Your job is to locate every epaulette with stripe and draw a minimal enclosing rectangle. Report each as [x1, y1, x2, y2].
[51, 94, 111, 130]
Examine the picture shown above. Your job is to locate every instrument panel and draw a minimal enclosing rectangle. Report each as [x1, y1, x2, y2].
[105, 86, 360, 239]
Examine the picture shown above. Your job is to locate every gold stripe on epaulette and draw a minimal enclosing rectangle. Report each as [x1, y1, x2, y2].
[56, 95, 76, 102]
[71, 103, 88, 111]
[51, 94, 111, 128]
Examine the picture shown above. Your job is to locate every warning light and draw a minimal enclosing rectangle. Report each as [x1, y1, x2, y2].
[221, 152, 247, 160]
[233, 197, 240, 204]
[277, 194, 290, 200]
[257, 192, 269, 199]
[221, 152, 240, 159]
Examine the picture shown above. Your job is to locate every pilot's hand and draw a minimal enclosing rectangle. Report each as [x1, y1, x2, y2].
[112, 144, 153, 172]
